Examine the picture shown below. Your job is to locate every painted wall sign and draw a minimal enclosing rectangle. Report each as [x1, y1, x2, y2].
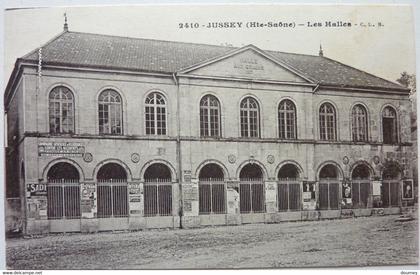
[27, 183, 47, 196]
[233, 58, 264, 73]
[183, 184, 198, 200]
[183, 170, 192, 183]
[38, 142, 85, 157]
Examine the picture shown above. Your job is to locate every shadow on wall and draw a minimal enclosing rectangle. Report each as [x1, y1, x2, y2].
[6, 198, 22, 237]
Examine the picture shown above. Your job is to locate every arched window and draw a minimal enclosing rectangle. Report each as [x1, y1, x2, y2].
[239, 163, 264, 213]
[382, 106, 398, 144]
[199, 163, 225, 214]
[143, 163, 172, 216]
[352, 104, 368, 142]
[47, 162, 80, 220]
[319, 103, 336, 141]
[145, 92, 167, 135]
[277, 164, 301, 211]
[96, 163, 128, 218]
[49, 86, 74, 134]
[98, 89, 123, 135]
[278, 99, 297, 139]
[240, 97, 260, 138]
[200, 95, 221, 137]
[319, 164, 340, 210]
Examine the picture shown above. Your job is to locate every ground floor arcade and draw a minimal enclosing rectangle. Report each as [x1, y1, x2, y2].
[19, 156, 414, 234]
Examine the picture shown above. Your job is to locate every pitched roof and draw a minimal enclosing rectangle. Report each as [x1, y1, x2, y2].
[21, 31, 407, 92]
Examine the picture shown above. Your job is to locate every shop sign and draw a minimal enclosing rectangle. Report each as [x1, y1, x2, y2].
[27, 183, 47, 196]
[38, 142, 85, 157]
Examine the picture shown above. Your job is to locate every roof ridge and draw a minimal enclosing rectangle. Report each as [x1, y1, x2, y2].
[67, 30, 238, 50]
[321, 56, 406, 89]
[21, 30, 68, 59]
[266, 49, 320, 58]
[68, 30, 323, 58]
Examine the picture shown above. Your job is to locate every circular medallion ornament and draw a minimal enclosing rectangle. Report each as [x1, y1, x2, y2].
[267, 155, 275, 164]
[343, 156, 349, 165]
[373, 156, 380, 165]
[131, 153, 140, 163]
[83, 153, 93, 163]
[228, 154, 236, 164]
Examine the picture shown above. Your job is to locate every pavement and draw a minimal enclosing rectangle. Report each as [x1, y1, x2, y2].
[6, 214, 419, 269]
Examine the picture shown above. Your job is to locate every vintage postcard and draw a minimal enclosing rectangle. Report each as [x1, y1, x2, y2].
[3, 3, 418, 270]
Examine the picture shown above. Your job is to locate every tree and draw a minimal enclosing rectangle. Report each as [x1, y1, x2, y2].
[397, 72, 416, 113]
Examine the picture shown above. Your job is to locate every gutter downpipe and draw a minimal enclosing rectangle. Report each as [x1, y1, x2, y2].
[173, 72, 183, 229]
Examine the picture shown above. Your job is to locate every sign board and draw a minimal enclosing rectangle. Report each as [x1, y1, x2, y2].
[302, 181, 316, 210]
[27, 183, 47, 196]
[38, 142, 85, 157]
[372, 181, 381, 196]
[402, 180, 414, 200]
[265, 183, 277, 202]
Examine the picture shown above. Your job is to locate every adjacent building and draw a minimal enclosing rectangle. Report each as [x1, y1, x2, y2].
[4, 26, 416, 234]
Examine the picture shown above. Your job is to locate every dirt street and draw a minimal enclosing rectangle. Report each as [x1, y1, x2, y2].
[6, 215, 418, 269]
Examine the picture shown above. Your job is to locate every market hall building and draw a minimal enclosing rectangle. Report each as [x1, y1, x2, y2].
[4, 26, 416, 234]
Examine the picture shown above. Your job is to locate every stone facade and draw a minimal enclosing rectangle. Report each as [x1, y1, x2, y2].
[5, 36, 415, 235]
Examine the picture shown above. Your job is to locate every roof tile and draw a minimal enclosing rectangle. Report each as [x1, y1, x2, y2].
[22, 31, 406, 91]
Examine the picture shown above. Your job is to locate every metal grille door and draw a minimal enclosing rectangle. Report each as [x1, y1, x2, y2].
[352, 180, 370, 208]
[278, 179, 301, 211]
[382, 180, 399, 207]
[239, 179, 264, 213]
[144, 179, 172, 217]
[319, 180, 339, 210]
[97, 180, 128, 218]
[47, 180, 80, 219]
[199, 179, 226, 214]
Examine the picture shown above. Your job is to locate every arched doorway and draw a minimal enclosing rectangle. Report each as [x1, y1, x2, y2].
[351, 164, 371, 208]
[239, 163, 264, 213]
[318, 164, 340, 210]
[277, 163, 301, 211]
[143, 163, 172, 217]
[381, 163, 401, 207]
[198, 163, 225, 214]
[46, 162, 81, 225]
[96, 163, 128, 219]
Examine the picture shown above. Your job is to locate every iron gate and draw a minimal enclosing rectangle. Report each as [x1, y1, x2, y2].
[319, 179, 339, 210]
[381, 180, 400, 207]
[97, 180, 128, 218]
[144, 179, 172, 217]
[351, 180, 370, 208]
[199, 178, 226, 214]
[239, 179, 264, 213]
[278, 179, 301, 211]
[47, 179, 81, 219]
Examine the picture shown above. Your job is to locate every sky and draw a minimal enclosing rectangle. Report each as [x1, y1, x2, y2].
[3, 4, 416, 84]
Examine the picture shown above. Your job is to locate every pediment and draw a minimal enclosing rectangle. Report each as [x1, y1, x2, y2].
[180, 46, 311, 83]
